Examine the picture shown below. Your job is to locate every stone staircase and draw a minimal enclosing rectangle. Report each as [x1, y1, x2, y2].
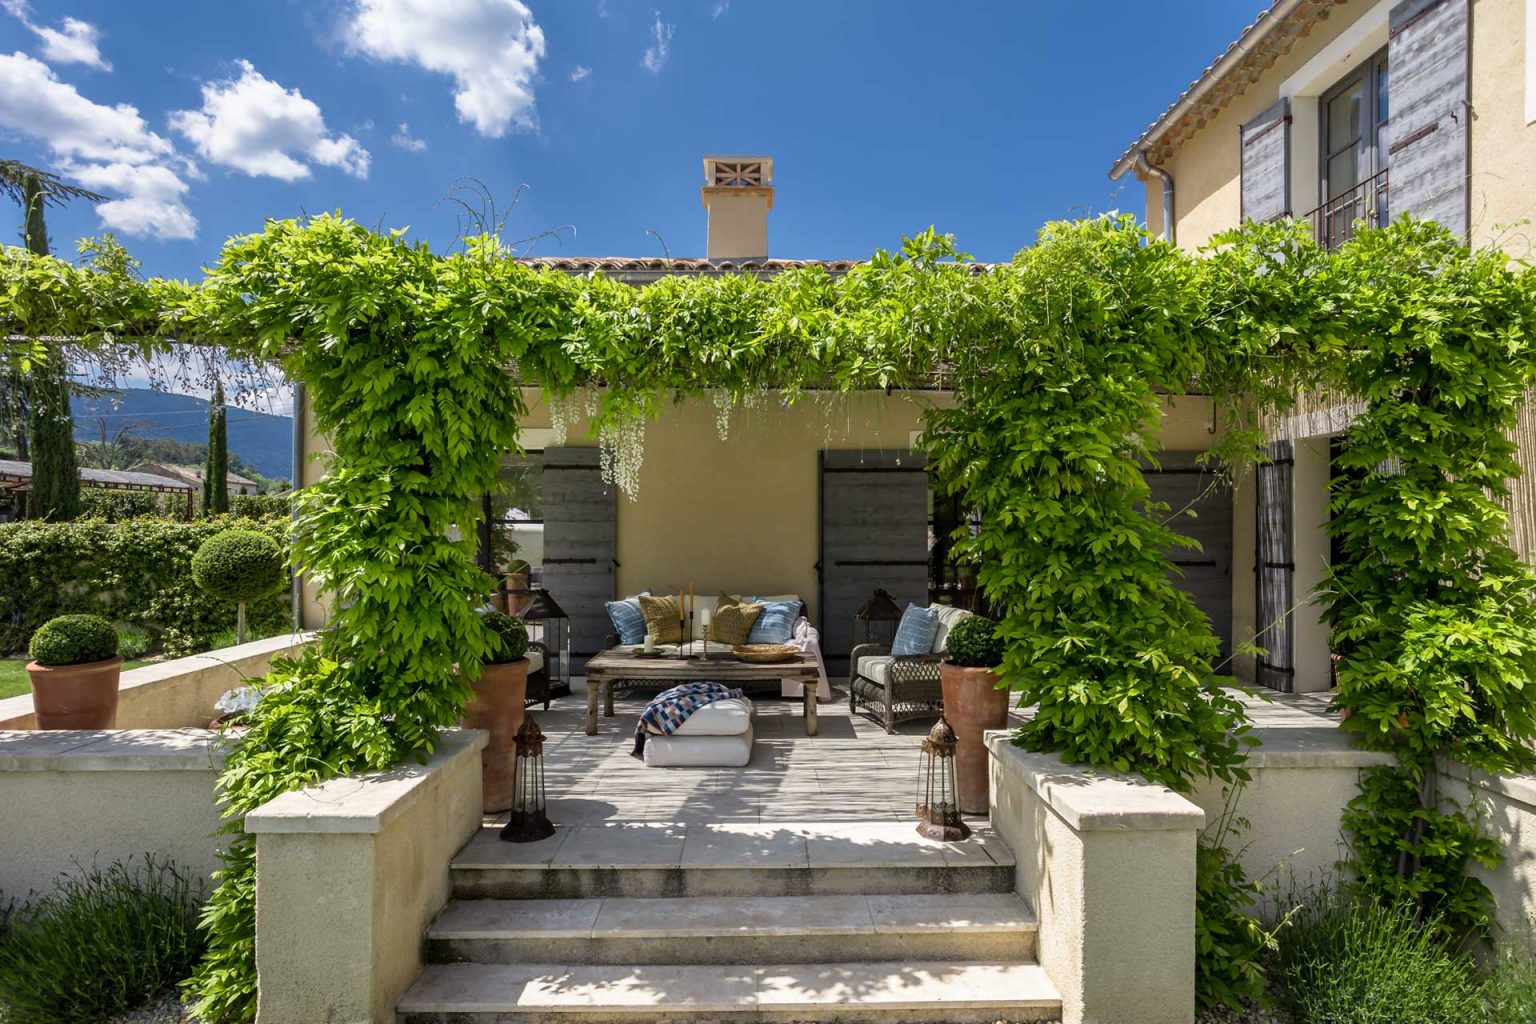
[397, 822, 1061, 1023]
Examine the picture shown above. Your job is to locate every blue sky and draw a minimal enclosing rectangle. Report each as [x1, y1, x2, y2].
[1, 0, 1259, 281]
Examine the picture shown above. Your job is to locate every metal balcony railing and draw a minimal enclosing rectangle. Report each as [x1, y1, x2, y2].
[1306, 168, 1389, 251]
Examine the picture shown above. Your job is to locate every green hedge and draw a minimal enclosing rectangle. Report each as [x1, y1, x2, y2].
[230, 493, 291, 519]
[79, 489, 190, 522]
[0, 514, 290, 656]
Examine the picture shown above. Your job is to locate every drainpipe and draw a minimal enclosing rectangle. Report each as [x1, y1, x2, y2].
[289, 380, 304, 632]
[1135, 150, 1176, 246]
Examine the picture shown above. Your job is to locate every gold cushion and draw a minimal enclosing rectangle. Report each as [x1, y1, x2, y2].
[638, 594, 683, 644]
[708, 602, 762, 646]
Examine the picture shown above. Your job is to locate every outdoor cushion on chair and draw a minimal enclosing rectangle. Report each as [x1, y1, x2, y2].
[745, 599, 800, 644]
[891, 603, 941, 655]
[604, 591, 652, 645]
[856, 654, 893, 685]
[929, 604, 973, 654]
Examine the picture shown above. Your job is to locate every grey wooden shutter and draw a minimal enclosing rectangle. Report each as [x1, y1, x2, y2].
[818, 450, 930, 679]
[540, 447, 616, 675]
[1255, 441, 1295, 692]
[1240, 98, 1291, 222]
[1387, 0, 1470, 237]
[1145, 452, 1234, 662]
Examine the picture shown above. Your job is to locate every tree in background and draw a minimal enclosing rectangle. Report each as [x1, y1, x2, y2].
[203, 383, 229, 516]
[2, 162, 103, 521]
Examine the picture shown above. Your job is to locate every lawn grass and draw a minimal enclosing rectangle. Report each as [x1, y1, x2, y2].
[0, 658, 147, 700]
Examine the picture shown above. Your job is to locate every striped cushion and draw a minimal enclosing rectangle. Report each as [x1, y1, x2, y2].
[746, 599, 800, 644]
[604, 592, 651, 645]
[891, 603, 940, 656]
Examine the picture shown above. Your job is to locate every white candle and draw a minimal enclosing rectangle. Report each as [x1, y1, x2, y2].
[643, 632, 656, 650]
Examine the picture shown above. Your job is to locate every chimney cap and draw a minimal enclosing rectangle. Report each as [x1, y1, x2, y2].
[702, 155, 773, 187]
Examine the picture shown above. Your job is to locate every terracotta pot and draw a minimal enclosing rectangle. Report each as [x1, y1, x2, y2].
[462, 658, 530, 813]
[28, 656, 123, 730]
[940, 661, 1010, 815]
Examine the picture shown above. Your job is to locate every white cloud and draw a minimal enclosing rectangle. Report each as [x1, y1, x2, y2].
[390, 121, 427, 152]
[1, 2, 109, 70]
[641, 12, 673, 74]
[569, 64, 591, 83]
[170, 60, 369, 181]
[0, 51, 195, 239]
[711, 1, 728, 19]
[345, 0, 545, 138]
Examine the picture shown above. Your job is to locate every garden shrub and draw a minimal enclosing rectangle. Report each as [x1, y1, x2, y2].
[230, 492, 291, 519]
[79, 488, 187, 521]
[27, 614, 118, 665]
[1482, 922, 1536, 1024]
[0, 856, 204, 1024]
[191, 529, 286, 604]
[1273, 889, 1483, 1024]
[942, 614, 1004, 669]
[483, 609, 529, 664]
[0, 514, 290, 656]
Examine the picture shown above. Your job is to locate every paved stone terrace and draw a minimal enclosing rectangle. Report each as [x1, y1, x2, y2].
[500, 680, 1032, 827]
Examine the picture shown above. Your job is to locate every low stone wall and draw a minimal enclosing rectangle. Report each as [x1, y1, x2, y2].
[0, 632, 311, 730]
[0, 729, 227, 900]
[1188, 701, 1393, 904]
[987, 731, 1205, 1024]
[245, 728, 486, 1024]
[1440, 761, 1536, 940]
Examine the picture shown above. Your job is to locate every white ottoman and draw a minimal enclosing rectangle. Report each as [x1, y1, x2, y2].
[643, 697, 754, 767]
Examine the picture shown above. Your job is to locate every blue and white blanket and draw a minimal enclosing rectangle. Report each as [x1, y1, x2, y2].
[632, 682, 745, 757]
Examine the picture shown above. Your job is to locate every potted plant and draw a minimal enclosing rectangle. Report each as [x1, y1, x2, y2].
[462, 610, 531, 813]
[939, 614, 1010, 815]
[26, 614, 123, 729]
[191, 529, 287, 644]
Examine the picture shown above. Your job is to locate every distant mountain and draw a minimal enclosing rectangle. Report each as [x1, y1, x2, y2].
[72, 388, 293, 480]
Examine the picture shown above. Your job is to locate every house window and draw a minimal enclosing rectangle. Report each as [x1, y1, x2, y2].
[480, 452, 544, 588]
[1315, 49, 1390, 249]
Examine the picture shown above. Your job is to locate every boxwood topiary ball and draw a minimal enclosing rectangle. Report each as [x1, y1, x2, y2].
[191, 530, 287, 604]
[943, 614, 1005, 669]
[29, 614, 120, 666]
[483, 610, 530, 665]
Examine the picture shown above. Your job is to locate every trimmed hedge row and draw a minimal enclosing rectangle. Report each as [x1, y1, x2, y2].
[0, 514, 290, 656]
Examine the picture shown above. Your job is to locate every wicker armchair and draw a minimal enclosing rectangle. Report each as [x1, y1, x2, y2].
[848, 643, 944, 734]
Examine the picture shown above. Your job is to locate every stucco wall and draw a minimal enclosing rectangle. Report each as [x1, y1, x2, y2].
[0, 633, 309, 731]
[1470, 0, 1536, 251]
[246, 728, 485, 1024]
[0, 729, 226, 899]
[1440, 761, 1536, 941]
[988, 733, 1204, 1024]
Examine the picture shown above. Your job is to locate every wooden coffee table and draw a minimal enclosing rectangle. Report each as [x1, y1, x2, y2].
[583, 649, 823, 737]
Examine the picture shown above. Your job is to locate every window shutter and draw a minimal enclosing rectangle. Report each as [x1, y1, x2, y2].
[540, 447, 616, 675]
[1255, 441, 1295, 692]
[1240, 98, 1291, 222]
[1387, 0, 1470, 237]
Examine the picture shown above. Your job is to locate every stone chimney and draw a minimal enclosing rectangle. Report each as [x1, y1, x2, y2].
[701, 155, 773, 260]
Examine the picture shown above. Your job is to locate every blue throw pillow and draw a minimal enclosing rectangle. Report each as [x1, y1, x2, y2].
[891, 603, 940, 656]
[746, 599, 800, 645]
[604, 591, 651, 645]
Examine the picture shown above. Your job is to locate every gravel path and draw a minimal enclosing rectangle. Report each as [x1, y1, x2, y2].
[103, 992, 191, 1024]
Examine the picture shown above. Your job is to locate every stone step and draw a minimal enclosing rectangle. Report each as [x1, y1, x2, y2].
[427, 892, 1038, 966]
[397, 961, 1061, 1023]
[451, 822, 1015, 899]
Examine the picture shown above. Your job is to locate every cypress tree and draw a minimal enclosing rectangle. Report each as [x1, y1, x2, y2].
[204, 383, 229, 515]
[22, 173, 81, 521]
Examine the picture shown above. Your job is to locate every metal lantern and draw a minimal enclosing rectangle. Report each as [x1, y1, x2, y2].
[500, 715, 555, 843]
[855, 588, 903, 648]
[915, 717, 971, 841]
[515, 586, 571, 698]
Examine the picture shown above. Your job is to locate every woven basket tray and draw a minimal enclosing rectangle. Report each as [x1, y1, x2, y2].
[732, 643, 799, 664]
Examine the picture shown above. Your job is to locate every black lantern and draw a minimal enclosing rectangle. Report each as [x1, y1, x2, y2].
[500, 715, 555, 843]
[855, 588, 903, 648]
[916, 717, 970, 841]
[514, 586, 571, 699]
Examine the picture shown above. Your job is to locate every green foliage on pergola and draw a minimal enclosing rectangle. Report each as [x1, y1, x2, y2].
[5, 213, 1536, 1018]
